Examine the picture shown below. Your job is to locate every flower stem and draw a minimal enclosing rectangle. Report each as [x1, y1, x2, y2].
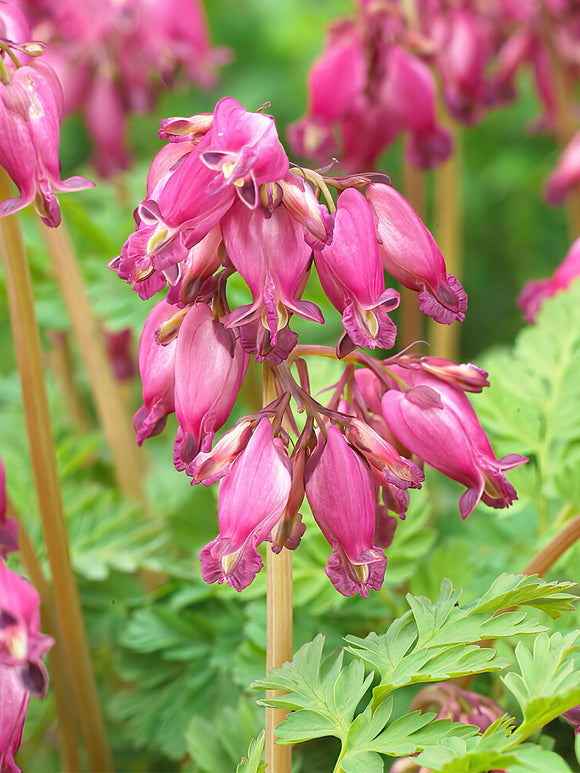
[6, 495, 81, 772]
[40, 220, 146, 503]
[264, 364, 293, 773]
[429, 124, 463, 360]
[0, 169, 112, 771]
[523, 513, 580, 577]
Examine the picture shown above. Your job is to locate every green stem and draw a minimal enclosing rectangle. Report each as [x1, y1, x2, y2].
[0, 168, 112, 772]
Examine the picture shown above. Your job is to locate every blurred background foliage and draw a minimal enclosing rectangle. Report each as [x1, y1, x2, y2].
[1, 1, 579, 771]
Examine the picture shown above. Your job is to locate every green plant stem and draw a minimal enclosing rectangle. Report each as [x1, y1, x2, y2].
[6, 495, 81, 772]
[40, 221, 146, 503]
[264, 363, 293, 773]
[0, 168, 112, 771]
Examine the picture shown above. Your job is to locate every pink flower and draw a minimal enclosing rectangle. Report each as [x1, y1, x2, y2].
[305, 425, 387, 597]
[133, 298, 178, 446]
[0, 558, 53, 772]
[314, 188, 399, 354]
[545, 130, 580, 206]
[379, 45, 452, 169]
[173, 302, 248, 469]
[381, 376, 527, 519]
[366, 183, 467, 325]
[222, 199, 323, 357]
[199, 97, 289, 209]
[200, 419, 293, 591]
[103, 326, 136, 382]
[0, 60, 93, 227]
[517, 238, 580, 323]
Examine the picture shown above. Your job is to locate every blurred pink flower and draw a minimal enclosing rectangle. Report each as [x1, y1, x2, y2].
[518, 238, 580, 323]
[0, 59, 93, 227]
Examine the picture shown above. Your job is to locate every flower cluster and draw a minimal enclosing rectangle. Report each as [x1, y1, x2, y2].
[289, 1, 580, 175]
[113, 96, 524, 597]
[0, 2, 93, 226]
[0, 458, 53, 772]
[21, 0, 227, 177]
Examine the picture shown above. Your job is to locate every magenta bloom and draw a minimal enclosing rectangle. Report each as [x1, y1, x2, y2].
[545, 130, 580, 206]
[0, 559, 53, 772]
[222, 199, 323, 357]
[133, 299, 178, 446]
[174, 302, 248, 469]
[200, 419, 292, 591]
[315, 188, 399, 353]
[0, 60, 93, 227]
[379, 45, 452, 170]
[305, 425, 387, 598]
[518, 238, 580, 323]
[199, 97, 289, 209]
[366, 183, 467, 325]
[382, 379, 526, 519]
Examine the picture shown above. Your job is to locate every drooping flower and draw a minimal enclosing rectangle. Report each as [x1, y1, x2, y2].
[381, 376, 527, 519]
[305, 425, 387, 597]
[315, 187, 399, 354]
[0, 558, 53, 772]
[0, 59, 93, 227]
[222, 198, 323, 358]
[173, 302, 248, 470]
[200, 418, 293, 591]
[133, 298, 178, 446]
[366, 183, 467, 324]
[517, 238, 580, 323]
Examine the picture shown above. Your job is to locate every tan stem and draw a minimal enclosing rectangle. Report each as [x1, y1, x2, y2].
[40, 221, 146, 503]
[263, 365, 292, 773]
[523, 513, 580, 577]
[401, 162, 425, 348]
[429, 126, 462, 360]
[6, 496, 81, 772]
[46, 331, 93, 432]
[0, 168, 112, 771]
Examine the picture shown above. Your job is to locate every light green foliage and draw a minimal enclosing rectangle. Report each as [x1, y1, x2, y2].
[253, 575, 578, 772]
[476, 278, 580, 525]
[236, 731, 267, 773]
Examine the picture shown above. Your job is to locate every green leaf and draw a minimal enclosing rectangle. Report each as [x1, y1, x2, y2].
[254, 635, 374, 743]
[236, 731, 267, 773]
[503, 630, 580, 738]
[346, 574, 568, 698]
